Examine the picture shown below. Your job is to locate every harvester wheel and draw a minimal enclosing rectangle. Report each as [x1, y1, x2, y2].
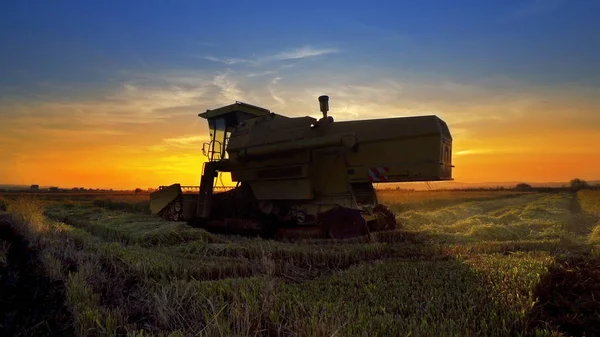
[370, 204, 397, 232]
[319, 207, 370, 240]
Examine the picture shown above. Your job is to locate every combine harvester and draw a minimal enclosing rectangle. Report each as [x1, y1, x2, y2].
[150, 96, 453, 239]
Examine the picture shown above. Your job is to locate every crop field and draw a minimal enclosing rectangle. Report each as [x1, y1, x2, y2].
[0, 189, 599, 336]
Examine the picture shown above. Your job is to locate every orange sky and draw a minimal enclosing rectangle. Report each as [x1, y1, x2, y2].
[2, 77, 599, 190]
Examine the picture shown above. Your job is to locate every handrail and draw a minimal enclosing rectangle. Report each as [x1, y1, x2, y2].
[202, 140, 223, 161]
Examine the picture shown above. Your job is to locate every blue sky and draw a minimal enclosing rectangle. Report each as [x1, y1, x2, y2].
[2, 0, 599, 95]
[1, 0, 600, 187]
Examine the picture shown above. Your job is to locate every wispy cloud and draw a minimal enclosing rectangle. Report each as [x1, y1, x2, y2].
[163, 135, 207, 147]
[455, 149, 495, 156]
[268, 77, 285, 106]
[203, 56, 256, 65]
[246, 70, 277, 78]
[246, 63, 297, 78]
[269, 46, 339, 61]
[203, 45, 339, 66]
[212, 71, 244, 102]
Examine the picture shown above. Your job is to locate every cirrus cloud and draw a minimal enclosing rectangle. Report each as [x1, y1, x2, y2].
[203, 45, 339, 66]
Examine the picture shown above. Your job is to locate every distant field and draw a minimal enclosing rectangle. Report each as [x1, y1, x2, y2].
[377, 189, 531, 212]
[0, 189, 599, 336]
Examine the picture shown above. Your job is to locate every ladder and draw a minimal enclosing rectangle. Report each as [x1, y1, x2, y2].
[196, 161, 218, 218]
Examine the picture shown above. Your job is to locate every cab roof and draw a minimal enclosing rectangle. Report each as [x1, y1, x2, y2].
[198, 101, 271, 120]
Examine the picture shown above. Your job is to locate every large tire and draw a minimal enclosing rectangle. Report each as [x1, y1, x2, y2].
[319, 207, 370, 240]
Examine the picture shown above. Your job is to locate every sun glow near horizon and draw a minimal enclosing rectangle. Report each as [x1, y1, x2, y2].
[2, 88, 599, 190]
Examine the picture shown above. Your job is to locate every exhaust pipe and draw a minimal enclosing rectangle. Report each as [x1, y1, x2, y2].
[319, 95, 329, 117]
[318, 95, 333, 123]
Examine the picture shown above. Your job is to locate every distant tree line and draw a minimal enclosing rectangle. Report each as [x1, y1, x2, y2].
[514, 178, 598, 192]
[569, 178, 594, 190]
[377, 178, 600, 193]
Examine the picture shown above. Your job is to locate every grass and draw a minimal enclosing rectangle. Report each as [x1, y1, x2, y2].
[1, 189, 598, 336]
[377, 189, 531, 213]
[578, 190, 600, 215]
[268, 253, 552, 336]
[396, 193, 578, 245]
[4, 198, 138, 335]
[92, 197, 151, 214]
[44, 205, 224, 247]
[578, 190, 600, 245]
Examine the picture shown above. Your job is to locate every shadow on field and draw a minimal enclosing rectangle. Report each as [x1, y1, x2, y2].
[0, 215, 73, 336]
[566, 192, 597, 235]
[275, 253, 540, 336]
[527, 253, 600, 336]
[523, 193, 600, 336]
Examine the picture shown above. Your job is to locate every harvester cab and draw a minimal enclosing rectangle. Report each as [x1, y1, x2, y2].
[194, 102, 272, 221]
[149, 101, 270, 222]
[200, 101, 271, 162]
[149, 95, 454, 239]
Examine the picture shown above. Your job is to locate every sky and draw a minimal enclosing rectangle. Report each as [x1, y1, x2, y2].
[1, 0, 599, 189]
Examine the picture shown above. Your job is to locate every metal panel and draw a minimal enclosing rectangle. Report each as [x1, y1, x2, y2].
[249, 179, 313, 200]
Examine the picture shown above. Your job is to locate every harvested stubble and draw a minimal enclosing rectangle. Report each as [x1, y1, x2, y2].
[1, 190, 598, 336]
[578, 190, 600, 244]
[377, 189, 531, 212]
[45, 205, 226, 247]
